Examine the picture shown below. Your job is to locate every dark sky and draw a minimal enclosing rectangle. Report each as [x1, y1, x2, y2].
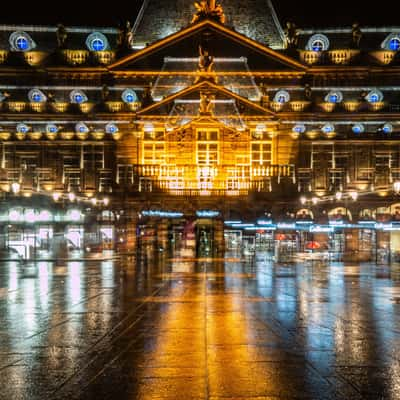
[0, 0, 397, 28]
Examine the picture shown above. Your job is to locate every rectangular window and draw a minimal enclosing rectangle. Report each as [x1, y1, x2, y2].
[251, 142, 272, 166]
[196, 129, 219, 165]
[142, 142, 165, 165]
[144, 129, 165, 141]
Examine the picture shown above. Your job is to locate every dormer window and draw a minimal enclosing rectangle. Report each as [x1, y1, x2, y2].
[86, 32, 109, 52]
[322, 124, 335, 134]
[293, 124, 306, 134]
[312, 40, 323, 52]
[122, 89, 137, 103]
[46, 124, 58, 133]
[382, 123, 393, 134]
[70, 90, 88, 104]
[325, 91, 343, 104]
[16, 123, 30, 133]
[273, 90, 290, 104]
[9, 31, 36, 52]
[75, 122, 89, 133]
[366, 89, 383, 103]
[106, 123, 118, 134]
[352, 124, 364, 134]
[28, 89, 46, 103]
[382, 33, 400, 51]
[306, 34, 330, 52]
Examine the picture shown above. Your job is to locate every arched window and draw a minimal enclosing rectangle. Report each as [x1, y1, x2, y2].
[325, 90, 343, 104]
[28, 89, 46, 103]
[382, 33, 400, 51]
[75, 122, 89, 133]
[105, 123, 118, 134]
[86, 32, 109, 51]
[352, 124, 364, 134]
[70, 90, 88, 104]
[273, 90, 290, 103]
[122, 89, 138, 103]
[16, 123, 30, 133]
[9, 31, 36, 52]
[293, 124, 306, 133]
[306, 34, 330, 52]
[366, 89, 383, 103]
[321, 124, 335, 134]
[46, 124, 58, 133]
[382, 123, 393, 134]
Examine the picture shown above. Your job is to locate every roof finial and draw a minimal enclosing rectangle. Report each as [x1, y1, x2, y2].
[192, 0, 226, 25]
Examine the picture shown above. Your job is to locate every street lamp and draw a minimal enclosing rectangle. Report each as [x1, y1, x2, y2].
[11, 182, 20, 194]
[349, 191, 358, 201]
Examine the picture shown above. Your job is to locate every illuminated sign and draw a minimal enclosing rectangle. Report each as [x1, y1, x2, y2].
[257, 219, 273, 225]
[196, 210, 220, 218]
[142, 210, 183, 218]
[310, 225, 334, 233]
[277, 223, 296, 230]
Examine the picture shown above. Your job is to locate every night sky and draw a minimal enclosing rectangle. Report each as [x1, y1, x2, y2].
[0, 0, 397, 28]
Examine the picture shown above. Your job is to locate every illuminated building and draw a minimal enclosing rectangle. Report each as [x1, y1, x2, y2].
[2, 0, 400, 260]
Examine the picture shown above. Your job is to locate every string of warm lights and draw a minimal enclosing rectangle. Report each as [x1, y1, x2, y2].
[5, 181, 110, 207]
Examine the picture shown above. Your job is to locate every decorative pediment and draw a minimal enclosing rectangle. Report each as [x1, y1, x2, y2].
[137, 80, 276, 130]
[110, 19, 305, 71]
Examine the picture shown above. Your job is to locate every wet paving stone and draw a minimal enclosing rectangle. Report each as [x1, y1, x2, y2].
[2, 256, 400, 399]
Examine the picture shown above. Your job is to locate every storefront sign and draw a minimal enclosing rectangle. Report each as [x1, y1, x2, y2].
[196, 210, 220, 218]
[277, 223, 296, 230]
[310, 225, 334, 233]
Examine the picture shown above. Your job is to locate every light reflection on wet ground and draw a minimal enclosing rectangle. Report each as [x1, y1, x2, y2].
[1, 252, 400, 399]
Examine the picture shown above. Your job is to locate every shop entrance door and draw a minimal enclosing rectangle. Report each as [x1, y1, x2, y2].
[196, 221, 214, 257]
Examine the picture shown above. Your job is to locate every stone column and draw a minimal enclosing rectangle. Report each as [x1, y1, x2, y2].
[157, 219, 169, 251]
[214, 220, 225, 256]
[344, 229, 359, 261]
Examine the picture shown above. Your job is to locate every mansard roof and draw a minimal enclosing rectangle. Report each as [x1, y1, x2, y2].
[133, 0, 285, 49]
[0, 25, 119, 52]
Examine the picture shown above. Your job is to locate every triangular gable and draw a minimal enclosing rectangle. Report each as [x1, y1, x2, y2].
[110, 20, 305, 71]
[137, 80, 276, 117]
[174, 116, 240, 134]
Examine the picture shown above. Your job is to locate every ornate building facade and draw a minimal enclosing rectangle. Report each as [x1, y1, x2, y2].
[1, 0, 400, 260]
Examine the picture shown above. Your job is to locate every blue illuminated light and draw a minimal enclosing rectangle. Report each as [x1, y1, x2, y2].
[277, 95, 286, 103]
[352, 124, 364, 134]
[389, 38, 400, 51]
[74, 94, 84, 103]
[370, 94, 379, 103]
[312, 40, 323, 52]
[382, 124, 393, 134]
[142, 210, 183, 218]
[46, 124, 58, 133]
[16, 36, 28, 51]
[122, 89, 138, 104]
[196, 210, 220, 218]
[329, 94, 339, 103]
[17, 124, 29, 133]
[92, 38, 105, 51]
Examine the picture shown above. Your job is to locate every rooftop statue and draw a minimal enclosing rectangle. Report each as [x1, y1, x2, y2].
[192, 0, 226, 24]
[56, 24, 68, 49]
[199, 91, 215, 115]
[194, 45, 218, 84]
[117, 20, 134, 51]
[352, 22, 362, 49]
[284, 21, 299, 50]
